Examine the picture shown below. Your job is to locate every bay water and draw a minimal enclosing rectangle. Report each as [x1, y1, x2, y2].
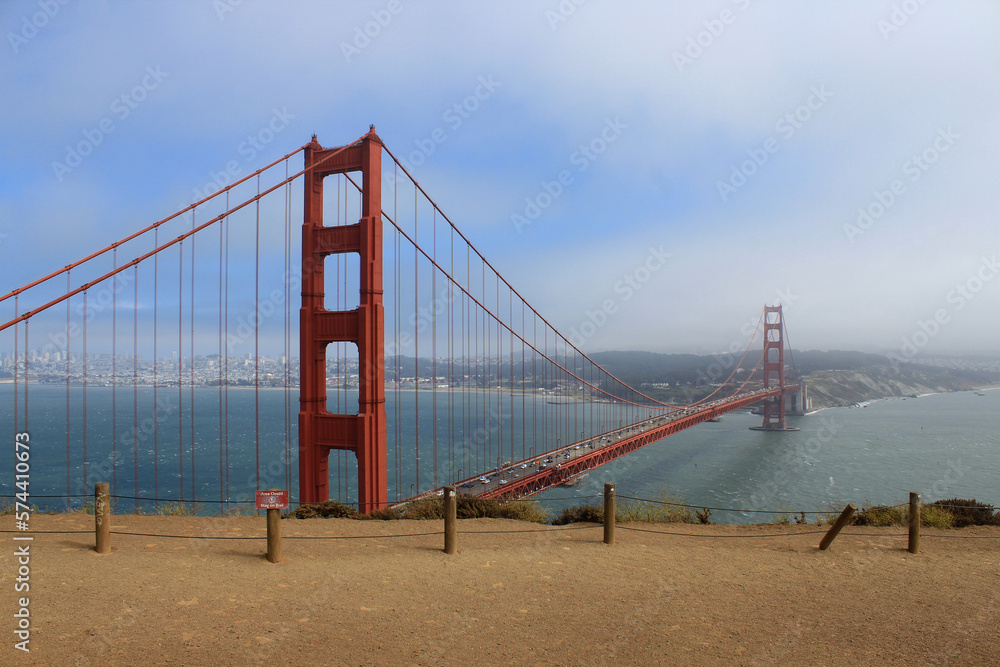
[2, 384, 996, 522]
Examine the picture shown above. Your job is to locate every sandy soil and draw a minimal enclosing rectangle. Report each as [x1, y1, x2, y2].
[2, 514, 998, 666]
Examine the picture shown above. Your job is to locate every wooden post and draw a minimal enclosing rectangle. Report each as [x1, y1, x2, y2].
[908, 492, 921, 554]
[266, 508, 281, 563]
[444, 486, 457, 555]
[95, 482, 111, 554]
[603, 483, 615, 546]
[819, 502, 856, 550]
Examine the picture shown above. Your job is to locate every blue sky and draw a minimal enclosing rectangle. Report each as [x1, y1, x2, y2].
[2, 0, 998, 357]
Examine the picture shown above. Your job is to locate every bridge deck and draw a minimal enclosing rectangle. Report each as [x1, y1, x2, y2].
[403, 385, 800, 504]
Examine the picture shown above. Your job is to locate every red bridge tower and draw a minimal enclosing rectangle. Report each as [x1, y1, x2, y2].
[298, 130, 387, 511]
[750, 304, 800, 432]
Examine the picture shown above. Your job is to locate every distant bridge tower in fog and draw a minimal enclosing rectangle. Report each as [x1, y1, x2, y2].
[750, 305, 800, 431]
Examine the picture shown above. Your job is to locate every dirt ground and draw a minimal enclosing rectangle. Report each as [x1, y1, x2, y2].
[2, 514, 998, 666]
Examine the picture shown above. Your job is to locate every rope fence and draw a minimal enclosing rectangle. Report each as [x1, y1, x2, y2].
[4, 484, 996, 561]
[2, 490, 996, 520]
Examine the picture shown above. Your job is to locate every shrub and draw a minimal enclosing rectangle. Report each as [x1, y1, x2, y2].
[921, 504, 954, 529]
[618, 490, 696, 524]
[852, 504, 906, 527]
[456, 496, 546, 523]
[72, 500, 96, 515]
[554, 490, 701, 525]
[288, 501, 359, 519]
[393, 495, 547, 523]
[157, 503, 202, 516]
[399, 499, 443, 520]
[930, 499, 998, 527]
[361, 507, 401, 521]
[850, 501, 976, 529]
[551, 504, 603, 525]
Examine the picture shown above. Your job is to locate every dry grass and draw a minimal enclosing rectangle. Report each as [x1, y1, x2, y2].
[553, 489, 709, 525]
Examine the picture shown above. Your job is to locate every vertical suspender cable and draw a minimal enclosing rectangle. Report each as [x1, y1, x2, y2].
[393, 165, 401, 501]
[23, 320, 28, 433]
[284, 158, 292, 498]
[499, 277, 505, 463]
[82, 292, 88, 491]
[178, 239, 184, 501]
[219, 196, 225, 505]
[474, 250, 480, 475]
[483, 263, 487, 467]
[254, 174, 261, 492]
[153, 228, 159, 510]
[464, 245, 470, 480]
[509, 287, 514, 462]
[224, 191, 231, 503]
[573, 347, 578, 445]
[432, 208, 437, 489]
[133, 265, 139, 512]
[413, 186, 419, 494]
[66, 274, 72, 509]
[190, 211, 196, 502]
[112, 250, 118, 496]
[12, 297, 17, 443]
[449, 224, 455, 483]
[521, 300, 525, 461]
[535, 315, 540, 458]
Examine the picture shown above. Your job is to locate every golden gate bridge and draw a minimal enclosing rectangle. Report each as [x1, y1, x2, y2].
[1, 128, 801, 513]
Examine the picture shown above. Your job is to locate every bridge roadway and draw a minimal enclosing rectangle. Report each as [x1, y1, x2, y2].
[408, 384, 800, 504]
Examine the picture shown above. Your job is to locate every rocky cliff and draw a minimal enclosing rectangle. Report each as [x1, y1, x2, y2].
[804, 366, 984, 409]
